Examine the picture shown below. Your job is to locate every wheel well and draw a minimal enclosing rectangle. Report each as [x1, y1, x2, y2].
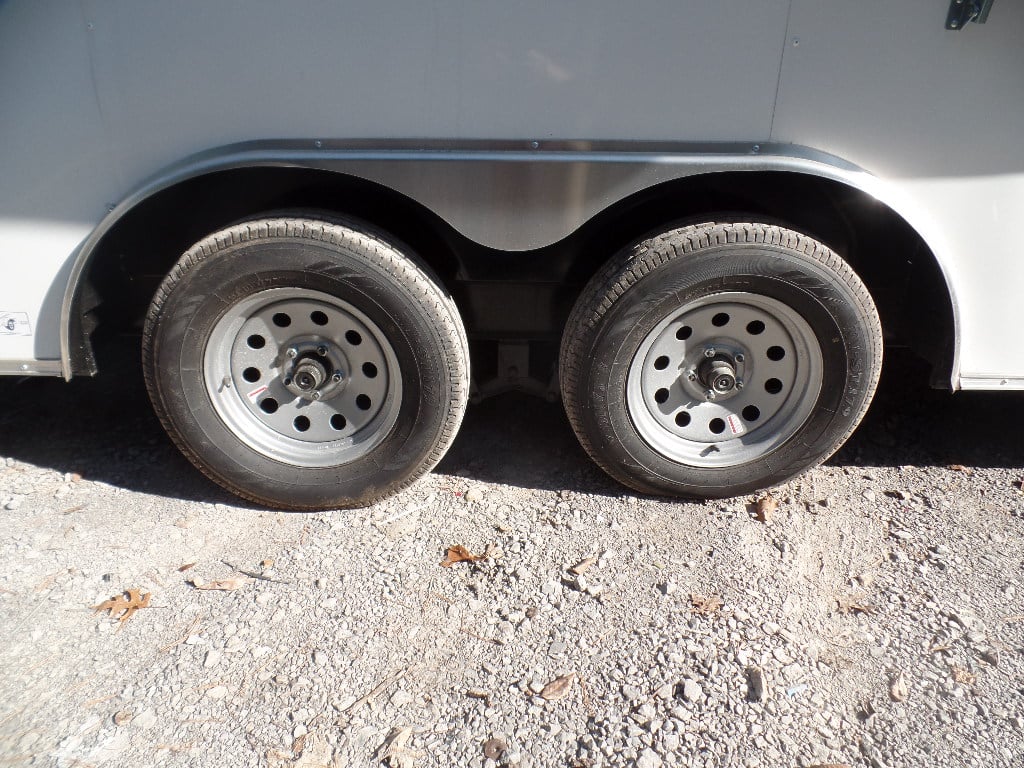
[74, 165, 955, 387]
[558, 171, 955, 387]
[72, 167, 466, 374]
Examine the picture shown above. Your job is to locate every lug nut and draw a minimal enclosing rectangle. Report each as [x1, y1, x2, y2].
[705, 389, 717, 401]
[332, 372, 343, 383]
[704, 347, 716, 358]
[316, 346, 328, 357]
[735, 353, 745, 363]
[736, 379, 745, 389]
[311, 391, 321, 400]
[286, 347, 298, 358]
[687, 372, 697, 382]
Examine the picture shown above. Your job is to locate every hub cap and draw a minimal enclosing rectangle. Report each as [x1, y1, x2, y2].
[203, 288, 402, 467]
[626, 292, 823, 468]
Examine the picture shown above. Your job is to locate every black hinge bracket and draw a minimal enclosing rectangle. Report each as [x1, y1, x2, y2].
[946, 0, 994, 30]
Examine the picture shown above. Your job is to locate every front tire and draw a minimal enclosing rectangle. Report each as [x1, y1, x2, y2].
[560, 221, 882, 498]
[143, 216, 469, 510]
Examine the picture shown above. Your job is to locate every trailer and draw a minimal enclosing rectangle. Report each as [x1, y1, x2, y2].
[1, 1, 1021, 509]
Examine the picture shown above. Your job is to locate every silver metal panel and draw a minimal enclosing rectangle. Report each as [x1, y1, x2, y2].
[774, 0, 1024, 384]
[0, 360, 63, 377]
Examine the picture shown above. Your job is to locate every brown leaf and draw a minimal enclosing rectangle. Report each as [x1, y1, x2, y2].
[946, 464, 973, 475]
[754, 494, 777, 523]
[889, 671, 909, 701]
[177, 563, 196, 572]
[465, 688, 491, 701]
[951, 666, 976, 685]
[188, 576, 253, 591]
[569, 556, 599, 576]
[261, 559, 275, 568]
[689, 593, 723, 615]
[439, 544, 486, 568]
[808, 764, 853, 768]
[93, 588, 151, 630]
[482, 737, 507, 759]
[539, 673, 576, 701]
[112, 710, 133, 726]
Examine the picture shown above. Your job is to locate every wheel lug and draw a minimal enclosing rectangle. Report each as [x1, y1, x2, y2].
[316, 346, 328, 357]
[704, 347, 716, 358]
[283, 376, 292, 386]
[705, 389, 717, 401]
[736, 379, 744, 389]
[332, 372, 343, 383]
[735, 353, 745, 363]
[286, 347, 298, 359]
[687, 372, 697, 382]
[311, 391, 321, 400]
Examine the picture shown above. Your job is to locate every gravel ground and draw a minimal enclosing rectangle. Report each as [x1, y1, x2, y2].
[1, 345, 1023, 768]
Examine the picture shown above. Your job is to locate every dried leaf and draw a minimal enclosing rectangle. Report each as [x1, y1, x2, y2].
[808, 764, 853, 768]
[540, 673, 575, 701]
[482, 737, 507, 759]
[689, 593, 723, 615]
[754, 494, 777, 523]
[836, 593, 876, 615]
[951, 666, 976, 685]
[261, 559, 275, 568]
[465, 688, 491, 701]
[177, 563, 196, 572]
[889, 671, 909, 702]
[376, 726, 420, 768]
[188, 576, 253, 591]
[947, 464, 973, 475]
[439, 544, 486, 568]
[93, 588, 151, 630]
[569, 556, 599, 576]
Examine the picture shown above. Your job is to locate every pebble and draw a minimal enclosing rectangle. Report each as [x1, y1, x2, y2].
[636, 747, 663, 768]
[746, 667, 767, 702]
[206, 686, 229, 700]
[203, 649, 222, 669]
[681, 679, 703, 703]
[313, 651, 328, 666]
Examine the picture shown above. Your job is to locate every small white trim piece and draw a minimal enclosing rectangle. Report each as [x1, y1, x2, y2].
[958, 375, 1024, 391]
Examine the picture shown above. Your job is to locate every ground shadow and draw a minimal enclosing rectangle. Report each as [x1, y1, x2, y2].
[0, 339, 1021, 505]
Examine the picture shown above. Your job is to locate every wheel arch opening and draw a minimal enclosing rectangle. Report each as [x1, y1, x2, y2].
[556, 170, 956, 388]
[69, 165, 467, 375]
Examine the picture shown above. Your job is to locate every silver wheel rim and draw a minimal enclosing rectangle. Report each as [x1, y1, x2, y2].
[626, 292, 823, 468]
[203, 287, 402, 468]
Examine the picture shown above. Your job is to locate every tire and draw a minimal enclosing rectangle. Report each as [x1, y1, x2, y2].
[560, 221, 882, 498]
[142, 215, 469, 510]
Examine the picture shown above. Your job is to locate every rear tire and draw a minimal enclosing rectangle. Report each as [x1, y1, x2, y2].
[560, 221, 882, 498]
[143, 215, 469, 510]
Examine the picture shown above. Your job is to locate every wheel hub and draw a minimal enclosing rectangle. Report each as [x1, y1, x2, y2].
[282, 342, 346, 401]
[698, 355, 739, 397]
[626, 292, 823, 468]
[202, 288, 402, 467]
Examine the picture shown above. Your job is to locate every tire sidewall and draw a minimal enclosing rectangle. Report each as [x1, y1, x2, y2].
[580, 244, 876, 496]
[151, 236, 453, 508]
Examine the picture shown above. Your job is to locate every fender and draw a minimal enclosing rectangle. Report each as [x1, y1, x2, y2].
[59, 139, 961, 383]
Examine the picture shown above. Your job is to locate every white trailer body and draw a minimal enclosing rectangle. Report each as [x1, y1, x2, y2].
[1, 1, 1020, 507]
